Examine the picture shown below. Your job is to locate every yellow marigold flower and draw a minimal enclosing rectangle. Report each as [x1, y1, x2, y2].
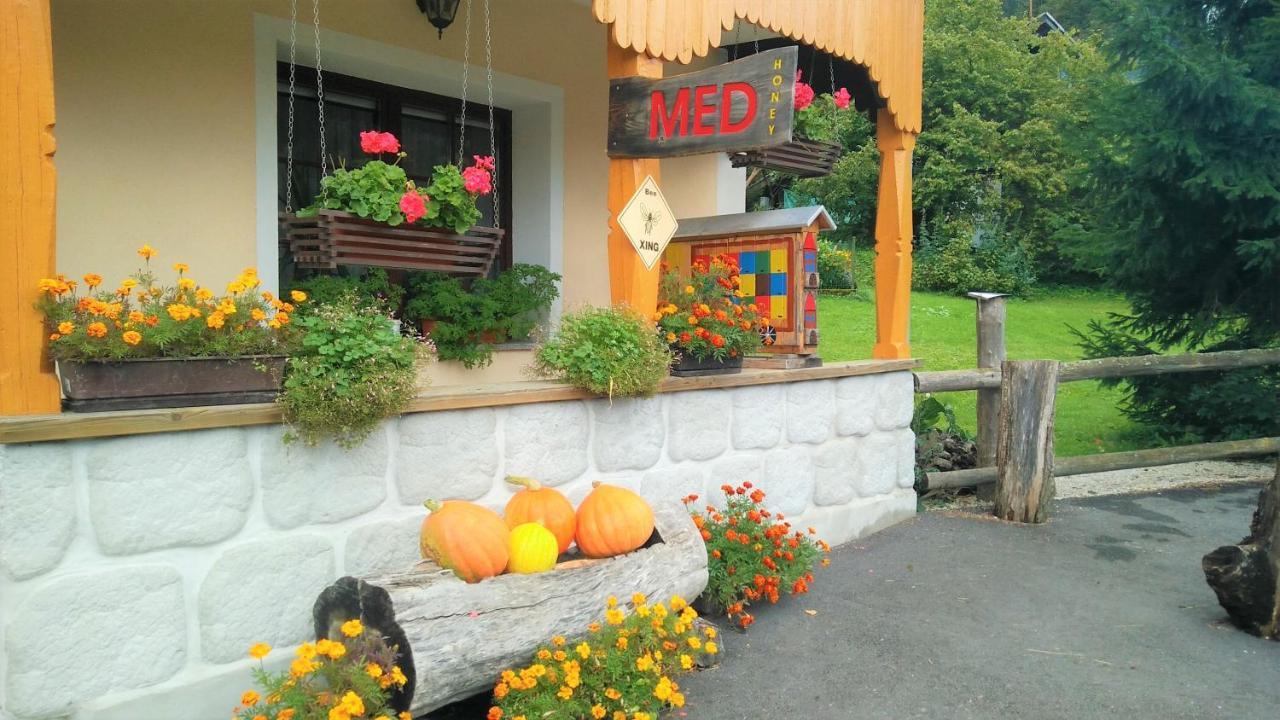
[341, 619, 364, 637]
[248, 643, 271, 659]
[218, 299, 238, 316]
[666, 332, 677, 342]
[566, 671, 581, 689]
[390, 665, 407, 686]
[252, 715, 267, 720]
[552, 649, 567, 662]
[86, 322, 108, 339]
[120, 278, 138, 290]
[671, 691, 686, 708]
[680, 653, 694, 670]
[634, 713, 651, 720]
[687, 636, 701, 650]
[103, 303, 123, 319]
[251, 308, 266, 321]
[606, 595, 618, 609]
[399, 714, 413, 720]
[575, 642, 591, 659]
[536, 648, 551, 660]
[178, 277, 196, 290]
[687, 315, 698, 325]
[137, 244, 156, 259]
[592, 705, 607, 719]
[684, 285, 694, 294]
[82, 273, 103, 287]
[227, 280, 247, 294]
[613, 712, 626, 720]
[636, 604, 650, 618]
[635, 654, 654, 672]
[669, 595, 687, 611]
[275, 312, 291, 325]
[325, 641, 346, 660]
[268, 318, 282, 329]
[122, 330, 142, 346]
[339, 691, 365, 715]
[206, 311, 226, 329]
[328, 708, 351, 720]
[172, 262, 189, 273]
[291, 289, 308, 303]
[556, 685, 573, 700]
[605, 609, 625, 626]
[289, 657, 317, 677]
[278, 709, 296, 720]
[703, 626, 717, 639]
[653, 679, 673, 701]
[296, 642, 317, 660]
[196, 287, 214, 301]
[705, 641, 718, 655]
[126, 310, 143, 324]
[240, 690, 260, 706]
[493, 681, 508, 699]
[605, 687, 622, 701]
[551, 635, 566, 647]
[57, 321, 74, 335]
[365, 662, 383, 679]
[615, 635, 629, 650]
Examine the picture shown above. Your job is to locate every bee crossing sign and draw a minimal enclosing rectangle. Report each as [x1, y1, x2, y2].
[617, 176, 678, 270]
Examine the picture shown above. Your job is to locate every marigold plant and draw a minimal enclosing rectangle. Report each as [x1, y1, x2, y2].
[685, 483, 831, 629]
[232, 620, 411, 720]
[655, 255, 769, 362]
[36, 246, 302, 360]
[488, 594, 716, 720]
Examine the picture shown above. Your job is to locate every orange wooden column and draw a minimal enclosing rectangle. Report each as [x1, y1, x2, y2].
[605, 36, 662, 314]
[872, 109, 917, 360]
[1, 0, 62, 415]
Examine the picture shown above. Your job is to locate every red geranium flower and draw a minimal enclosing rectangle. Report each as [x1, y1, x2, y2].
[833, 87, 852, 110]
[360, 130, 401, 154]
[399, 190, 427, 223]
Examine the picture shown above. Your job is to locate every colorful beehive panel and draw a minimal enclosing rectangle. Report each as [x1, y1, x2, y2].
[663, 207, 835, 356]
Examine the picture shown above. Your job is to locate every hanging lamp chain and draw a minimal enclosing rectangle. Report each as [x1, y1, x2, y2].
[484, 0, 499, 229]
[284, 0, 298, 212]
[457, 0, 472, 167]
[313, 0, 327, 178]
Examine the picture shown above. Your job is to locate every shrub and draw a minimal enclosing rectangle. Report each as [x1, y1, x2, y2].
[488, 594, 714, 720]
[532, 305, 672, 398]
[911, 396, 976, 492]
[656, 255, 767, 362]
[232, 619, 409, 720]
[816, 238, 854, 290]
[279, 295, 432, 448]
[912, 223, 1036, 295]
[684, 483, 830, 630]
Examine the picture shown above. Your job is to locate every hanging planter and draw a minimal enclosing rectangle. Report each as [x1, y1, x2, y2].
[727, 137, 843, 178]
[280, 210, 503, 277]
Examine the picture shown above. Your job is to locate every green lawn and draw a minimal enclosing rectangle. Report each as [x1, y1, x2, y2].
[819, 289, 1156, 456]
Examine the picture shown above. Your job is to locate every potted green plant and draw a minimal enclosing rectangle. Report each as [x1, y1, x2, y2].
[656, 255, 768, 377]
[532, 305, 673, 398]
[36, 245, 304, 411]
[289, 268, 406, 316]
[403, 264, 560, 369]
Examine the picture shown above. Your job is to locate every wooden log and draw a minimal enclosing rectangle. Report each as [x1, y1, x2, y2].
[1202, 461, 1280, 639]
[311, 501, 708, 715]
[993, 360, 1059, 523]
[1059, 348, 1280, 382]
[925, 436, 1280, 490]
[969, 293, 1008, 470]
[914, 368, 1001, 393]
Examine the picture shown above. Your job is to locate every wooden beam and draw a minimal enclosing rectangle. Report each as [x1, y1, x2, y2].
[971, 293, 1008, 468]
[872, 109, 916, 359]
[926, 436, 1280, 490]
[606, 35, 663, 313]
[1, 0, 62, 415]
[993, 360, 1059, 523]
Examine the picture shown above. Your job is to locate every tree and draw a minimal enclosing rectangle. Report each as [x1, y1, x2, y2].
[793, 0, 1121, 293]
[1076, 0, 1280, 442]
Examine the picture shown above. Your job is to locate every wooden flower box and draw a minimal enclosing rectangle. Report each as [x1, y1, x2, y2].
[311, 501, 708, 715]
[280, 210, 504, 277]
[727, 137, 843, 178]
[56, 356, 286, 412]
[670, 352, 744, 378]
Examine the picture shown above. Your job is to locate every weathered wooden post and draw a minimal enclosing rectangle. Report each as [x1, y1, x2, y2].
[994, 360, 1059, 523]
[967, 292, 1008, 470]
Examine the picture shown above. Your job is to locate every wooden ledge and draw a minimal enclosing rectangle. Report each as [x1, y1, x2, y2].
[0, 359, 917, 445]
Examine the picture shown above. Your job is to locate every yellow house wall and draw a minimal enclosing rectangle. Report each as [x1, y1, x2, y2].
[50, 0, 619, 309]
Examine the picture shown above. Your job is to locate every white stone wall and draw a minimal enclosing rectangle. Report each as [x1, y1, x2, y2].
[0, 371, 915, 720]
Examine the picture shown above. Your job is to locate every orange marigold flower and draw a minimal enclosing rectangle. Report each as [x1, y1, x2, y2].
[248, 642, 271, 659]
[240, 690, 260, 706]
[278, 710, 296, 720]
[83, 273, 103, 288]
[137, 244, 156, 259]
[57, 321, 74, 335]
[122, 330, 142, 346]
[48, 333, 61, 341]
[86, 322, 108, 338]
[206, 311, 226, 329]
[128, 310, 145, 324]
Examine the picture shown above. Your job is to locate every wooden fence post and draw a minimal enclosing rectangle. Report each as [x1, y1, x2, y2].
[994, 360, 1059, 523]
[967, 292, 1008, 469]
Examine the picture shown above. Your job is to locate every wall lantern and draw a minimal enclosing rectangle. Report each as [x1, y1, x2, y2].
[416, 0, 462, 39]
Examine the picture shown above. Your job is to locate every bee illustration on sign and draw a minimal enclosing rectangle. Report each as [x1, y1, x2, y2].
[639, 204, 662, 236]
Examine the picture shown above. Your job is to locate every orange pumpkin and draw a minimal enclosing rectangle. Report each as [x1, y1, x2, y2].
[420, 499, 509, 583]
[504, 476, 577, 554]
[574, 482, 655, 559]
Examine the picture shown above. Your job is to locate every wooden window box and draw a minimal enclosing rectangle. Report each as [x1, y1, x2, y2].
[280, 210, 504, 277]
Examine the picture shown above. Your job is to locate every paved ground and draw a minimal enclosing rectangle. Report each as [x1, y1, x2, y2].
[677, 484, 1280, 720]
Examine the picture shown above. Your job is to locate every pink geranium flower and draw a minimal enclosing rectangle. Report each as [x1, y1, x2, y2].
[794, 71, 815, 111]
[833, 87, 852, 110]
[360, 130, 401, 155]
[399, 190, 428, 223]
[462, 165, 493, 195]
[472, 155, 496, 172]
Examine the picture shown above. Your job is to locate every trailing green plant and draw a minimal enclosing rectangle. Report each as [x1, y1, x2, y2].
[290, 268, 405, 315]
[279, 294, 432, 448]
[532, 305, 673, 398]
[404, 265, 560, 369]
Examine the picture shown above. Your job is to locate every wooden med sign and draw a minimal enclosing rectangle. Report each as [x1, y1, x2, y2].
[608, 47, 798, 158]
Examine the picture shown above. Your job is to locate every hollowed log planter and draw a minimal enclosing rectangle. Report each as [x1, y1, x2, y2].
[670, 351, 744, 378]
[280, 210, 504, 277]
[312, 501, 708, 715]
[57, 356, 286, 412]
[727, 137, 842, 178]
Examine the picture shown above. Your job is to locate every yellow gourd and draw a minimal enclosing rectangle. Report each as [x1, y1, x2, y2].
[506, 522, 559, 574]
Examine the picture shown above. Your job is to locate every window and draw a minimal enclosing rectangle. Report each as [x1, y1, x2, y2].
[276, 64, 514, 272]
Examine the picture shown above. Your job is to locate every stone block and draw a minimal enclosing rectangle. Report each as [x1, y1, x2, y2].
[834, 375, 878, 437]
[6, 566, 185, 717]
[260, 426, 389, 529]
[0, 443, 75, 580]
[813, 438, 862, 506]
[895, 428, 917, 489]
[639, 465, 706, 507]
[504, 402, 590, 485]
[873, 372, 915, 430]
[786, 380, 836, 444]
[730, 384, 784, 450]
[345, 515, 423, 578]
[668, 390, 731, 462]
[855, 432, 900, 497]
[792, 490, 917, 548]
[592, 397, 664, 472]
[398, 408, 498, 504]
[704, 454, 764, 508]
[87, 428, 252, 555]
[759, 447, 815, 516]
[199, 535, 335, 663]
